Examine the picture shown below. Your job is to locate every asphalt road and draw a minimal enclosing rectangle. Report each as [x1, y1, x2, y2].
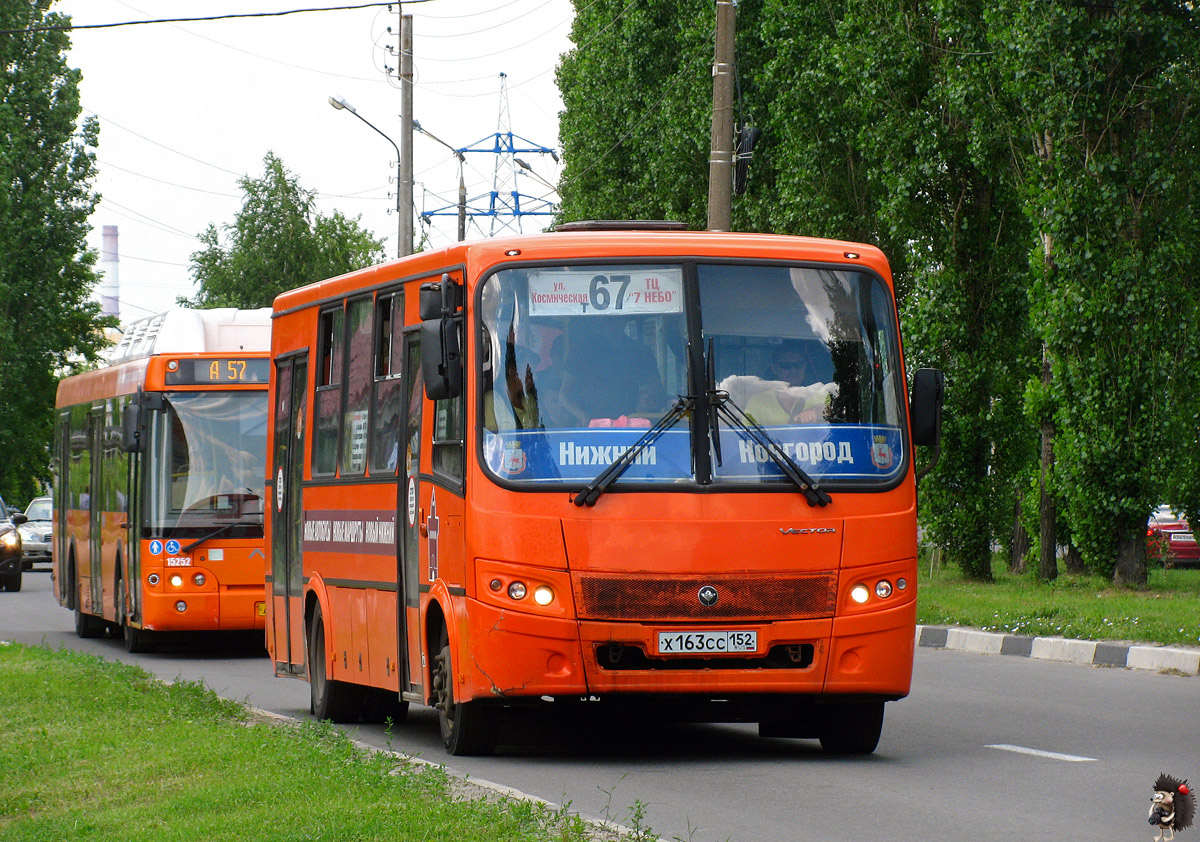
[4, 568, 1196, 842]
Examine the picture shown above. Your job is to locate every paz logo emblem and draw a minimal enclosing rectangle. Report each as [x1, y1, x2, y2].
[698, 585, 719, 607]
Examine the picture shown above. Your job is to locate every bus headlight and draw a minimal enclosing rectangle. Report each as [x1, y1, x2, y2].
[849, 584, 871, 604]
[533, 585, 554, 606]
[192, 573, 207, 587]
[875, 580, 893, 599]
[507, 581, 527, 600]
[170, 575, 184, 588]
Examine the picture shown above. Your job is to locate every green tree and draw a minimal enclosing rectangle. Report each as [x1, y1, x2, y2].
[0, 1, 110, 504]
[750, 1, 1039, 580]
[181, 152, 384, 309]
[558, 0, 1038, 580]
[989, 1, 1200, 584]
[556, 2, 713, 227]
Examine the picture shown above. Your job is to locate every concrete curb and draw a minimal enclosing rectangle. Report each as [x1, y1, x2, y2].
[917, 625, 1200, 676]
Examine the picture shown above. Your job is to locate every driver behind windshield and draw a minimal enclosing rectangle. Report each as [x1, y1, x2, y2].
[745, 343, 837, 426]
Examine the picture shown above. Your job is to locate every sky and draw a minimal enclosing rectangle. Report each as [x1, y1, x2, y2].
[54, 0, 574, 325]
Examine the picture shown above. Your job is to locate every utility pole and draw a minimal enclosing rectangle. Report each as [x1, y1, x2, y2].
[399, 11, 414, 256]
[706, 0, 735, 232]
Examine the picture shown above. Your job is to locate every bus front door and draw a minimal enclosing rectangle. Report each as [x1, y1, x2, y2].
[398, 333, 424, 701]
[87, 406, 104, 615]
[270, 355, 308, 676]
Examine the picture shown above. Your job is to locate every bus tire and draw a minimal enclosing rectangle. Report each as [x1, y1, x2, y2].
[73, 578, 107, 639]
[307, 602, 364, 723]
[432, 627, 501, 756]
[363, 688, 409, 725]
[2, 570, 21, 592]
[123, 624, 157, 654]
[118, 574, 156, 653]
[816, 700, 885, 755]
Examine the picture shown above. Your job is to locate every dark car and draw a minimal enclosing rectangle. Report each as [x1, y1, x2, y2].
[17, 496, 52, 570]
[1147, 505, 1199, 566]
[0, 512, 27, 592]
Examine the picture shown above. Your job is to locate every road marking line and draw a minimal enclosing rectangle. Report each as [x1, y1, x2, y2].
[986, 744, 1096, 762]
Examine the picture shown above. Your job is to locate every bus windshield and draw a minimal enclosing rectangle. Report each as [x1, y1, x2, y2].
[479, 262, 907, 491]
[147, 391, 268, 538]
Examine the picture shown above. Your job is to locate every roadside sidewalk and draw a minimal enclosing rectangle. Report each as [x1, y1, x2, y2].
[917, 625, 1200, 676]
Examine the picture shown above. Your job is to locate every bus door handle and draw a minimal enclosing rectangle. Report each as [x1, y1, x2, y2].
[418, 508, 428, 537]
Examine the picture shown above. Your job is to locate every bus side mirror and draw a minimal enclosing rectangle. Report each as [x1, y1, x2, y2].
[122, 404, 144, 453]
[420, 275, 463, 401]
[122, 391, 163, 453]
[419, 274, 461, 321]
[910, 368, 945, 448]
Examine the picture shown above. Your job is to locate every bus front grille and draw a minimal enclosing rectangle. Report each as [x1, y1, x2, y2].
[572, 573, 837, 621]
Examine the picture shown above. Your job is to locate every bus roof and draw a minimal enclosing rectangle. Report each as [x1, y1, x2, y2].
[110, 307, 272, 363]
[271, 228, 891, 315]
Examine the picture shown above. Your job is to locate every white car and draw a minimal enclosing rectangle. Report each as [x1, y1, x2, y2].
[17, 496, 52, 570]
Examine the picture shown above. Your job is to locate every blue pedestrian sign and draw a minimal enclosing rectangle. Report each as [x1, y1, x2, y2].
[149, 540, 163, 556]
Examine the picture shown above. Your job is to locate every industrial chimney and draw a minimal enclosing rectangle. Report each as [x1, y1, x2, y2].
[98, 225, 120, 319]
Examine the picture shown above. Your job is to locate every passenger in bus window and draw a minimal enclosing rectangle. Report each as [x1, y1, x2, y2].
[745, 343, 838, 426]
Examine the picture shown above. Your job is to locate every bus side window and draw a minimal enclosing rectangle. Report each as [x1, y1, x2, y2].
[313, 306, 344, 476]
[432, 394, 464, 481]
[341, 297, 373, 476]
[371, 290, 404, 474]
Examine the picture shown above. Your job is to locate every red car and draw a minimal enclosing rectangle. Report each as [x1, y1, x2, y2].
[1147, 505, 1200, 566]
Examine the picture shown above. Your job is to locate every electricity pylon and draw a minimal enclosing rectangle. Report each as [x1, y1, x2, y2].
[420, 73, 559, 238]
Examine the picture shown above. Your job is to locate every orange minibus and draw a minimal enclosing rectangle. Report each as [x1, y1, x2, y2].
[265, 222, 943, 755]
[53, 308, 272, 653]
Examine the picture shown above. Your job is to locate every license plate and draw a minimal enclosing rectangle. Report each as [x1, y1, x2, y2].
[656, 630, 757, 655]
[1170, 532, 1195, 544]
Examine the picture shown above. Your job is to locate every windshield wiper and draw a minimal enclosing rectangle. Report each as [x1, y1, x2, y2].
[707, 388, 832, 508]
[572, 397, 694, 507]
[180, 519, 260, 553]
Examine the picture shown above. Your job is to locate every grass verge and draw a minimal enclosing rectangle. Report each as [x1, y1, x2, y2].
[917, 562, 1200, 647]
[0, 642, 625, 842]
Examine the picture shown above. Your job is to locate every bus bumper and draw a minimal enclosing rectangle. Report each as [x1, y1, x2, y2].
[141, 582, 266, 632]
[456, 600, 913, 703]
[824, 599, 916, 696]
[459, 598, 589, 699]
[577, 616, 835, 695]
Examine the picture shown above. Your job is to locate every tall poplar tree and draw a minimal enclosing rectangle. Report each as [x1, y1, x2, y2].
[989, 1, 1200, 583]
[0, 2, 109, 503]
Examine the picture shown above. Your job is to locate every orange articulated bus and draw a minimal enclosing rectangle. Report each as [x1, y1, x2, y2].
[53, 308, 272, 653]
[266, 222, 944, 755]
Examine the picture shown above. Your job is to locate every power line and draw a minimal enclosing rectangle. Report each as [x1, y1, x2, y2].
[87, 110, 244, 177]
[0, 3, 437, 35]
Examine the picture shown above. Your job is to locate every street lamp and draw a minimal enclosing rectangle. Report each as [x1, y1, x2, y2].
[514, 157, 560, 194]
[328, 95, 410, 257]
[413, 119, 467, 242]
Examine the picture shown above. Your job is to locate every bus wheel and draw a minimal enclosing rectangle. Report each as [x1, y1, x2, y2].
[73, 580, 106, 639]
[307, 603, 364, 723]
[118, 577, 156, 653]
[362, 688, 409, 725]
[123, 624, 157, 654]
[2, 570, 21, 592]
[816, 700, 885, 755]
[431, 627, 501, 756]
